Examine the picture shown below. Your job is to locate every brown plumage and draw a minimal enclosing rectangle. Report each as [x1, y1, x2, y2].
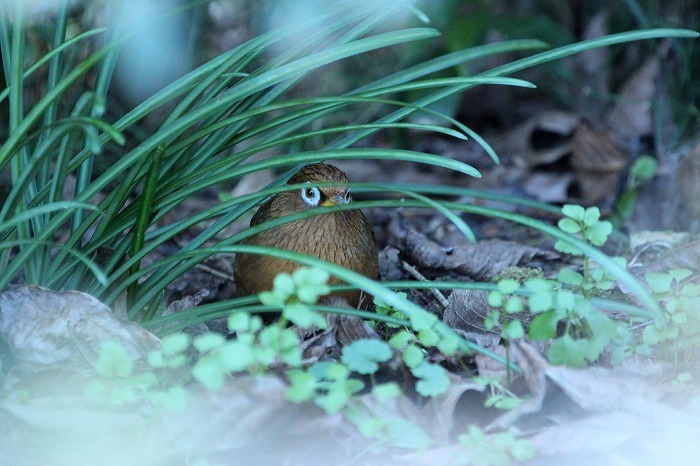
[233, 163, 378, 308]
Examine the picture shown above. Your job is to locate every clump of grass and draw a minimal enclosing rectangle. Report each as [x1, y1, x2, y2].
[0, 0, 696, 353]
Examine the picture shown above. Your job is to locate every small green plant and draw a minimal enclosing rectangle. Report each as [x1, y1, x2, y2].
[259, 267, 331, 329]
[555, 205, 613, 263]
[485, 278, 526, 382]
[284, 333, 447, 447]
[189, 310, 307, 390]
[474, 376, 523, 411]
[527, 205, 617, 367]
[641, 268, 700, 355]
[373, 292, 409, 338]
[613, 155, 659, 225]
[486, 279, 526, 342]
[526, 276, 617, 367]
[85, 340, 159, 406]
[457, 425, 534, 466]
[484, 206, 620, 368]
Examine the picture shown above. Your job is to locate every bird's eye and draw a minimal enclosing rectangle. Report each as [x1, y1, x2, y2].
[343, 190, 351, 203]
[300, 185, 321, 206]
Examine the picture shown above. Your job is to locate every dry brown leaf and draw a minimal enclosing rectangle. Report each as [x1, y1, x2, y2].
[571, 121, 629, 204]
[350, 374, 485, 446]
[332, 314, 380, 347]
[530, 411, 666, 456]
[393, 444, 466, 466]
[483, 340, 674, 434]
[497, 110, 579, 168]
[644, 239, 700, 273]
[403, 229, 558, 281]
[299, 324, 339, 361]
[521, 171, 575, 203]
[0, 286, 159, 379]
[164, 288, 210, 314]
[629, 230, 690, 252]
[378, 246, 405, 280]
[443, 290, 499, 345]
[605, 52, 662, 141]
[167, 253, 233, 302]
[298, 298, 380, 361]
[154, 289, 212, 337]
[484, 342, 548, 432]
[420, 374, 486, 441]
[530, 405, 700, 464]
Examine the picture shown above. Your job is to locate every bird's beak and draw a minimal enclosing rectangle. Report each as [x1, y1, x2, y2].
[322, 193, 349, 206]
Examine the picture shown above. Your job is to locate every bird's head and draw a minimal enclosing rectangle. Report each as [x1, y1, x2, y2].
[287, 163, 352, 209]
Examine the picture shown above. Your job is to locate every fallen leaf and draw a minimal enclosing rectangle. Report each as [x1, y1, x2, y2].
[496, 110, 579, 168]
[378, 246, 405, 280]
[642, 239, 700, 273]
[443, 290, 499, 342]
[0, 286, 159, 378]
[166, 253, 233, 303]
[420, 374, 486, 441]
[629, 230, 690, 253]
[570, 121, 629, 204]
[529, 402, 700, 465]
[521, 171, 575, 203]
[403, 229, 558, 281]
[605, 52, 663, 141]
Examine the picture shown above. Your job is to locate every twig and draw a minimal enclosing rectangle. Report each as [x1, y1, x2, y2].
[401, 261, 450, 308]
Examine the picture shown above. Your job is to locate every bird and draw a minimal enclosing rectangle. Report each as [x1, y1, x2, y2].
[233, 163, 378, 309]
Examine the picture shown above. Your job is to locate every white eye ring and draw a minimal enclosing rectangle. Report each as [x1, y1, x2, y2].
[343, 190, 351, 203]
[300, 185, 321, 206]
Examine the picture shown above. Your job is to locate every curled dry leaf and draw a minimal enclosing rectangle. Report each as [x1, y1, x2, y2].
[629, 230, 690, 253]
[163, 288, 210, 314]
[628, 167, 691, 232]
[379, 246, 405, 280]
[403, 229, 558, 281]
[544, 364, 667, 413]
[483, 342, 548, 432]
[0, 286, 159, 378]
[497, 110, 580, 168]
[167, 253, 233, 302]
[483, 339, 681, 447]
[154, 289, 212, 337]
[530, 357, 700, 464]
[419, 373, 486, 441]
[393, 444, 468, 466]
[570, 120, 629, 204]
[170, 377, 347, 464]
[521, 171, 575, 203]
[299, 297, 380, 361]
[632, 238, 700, 274]
[605, 52, 662, 142]
[443, 290, 500, 348]
[530, 409, 700, 465]
[350, 373, 485, 447]
[331, 314, 380, 348]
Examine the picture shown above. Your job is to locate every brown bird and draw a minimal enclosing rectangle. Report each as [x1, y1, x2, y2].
[233, 163, 378, 308]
